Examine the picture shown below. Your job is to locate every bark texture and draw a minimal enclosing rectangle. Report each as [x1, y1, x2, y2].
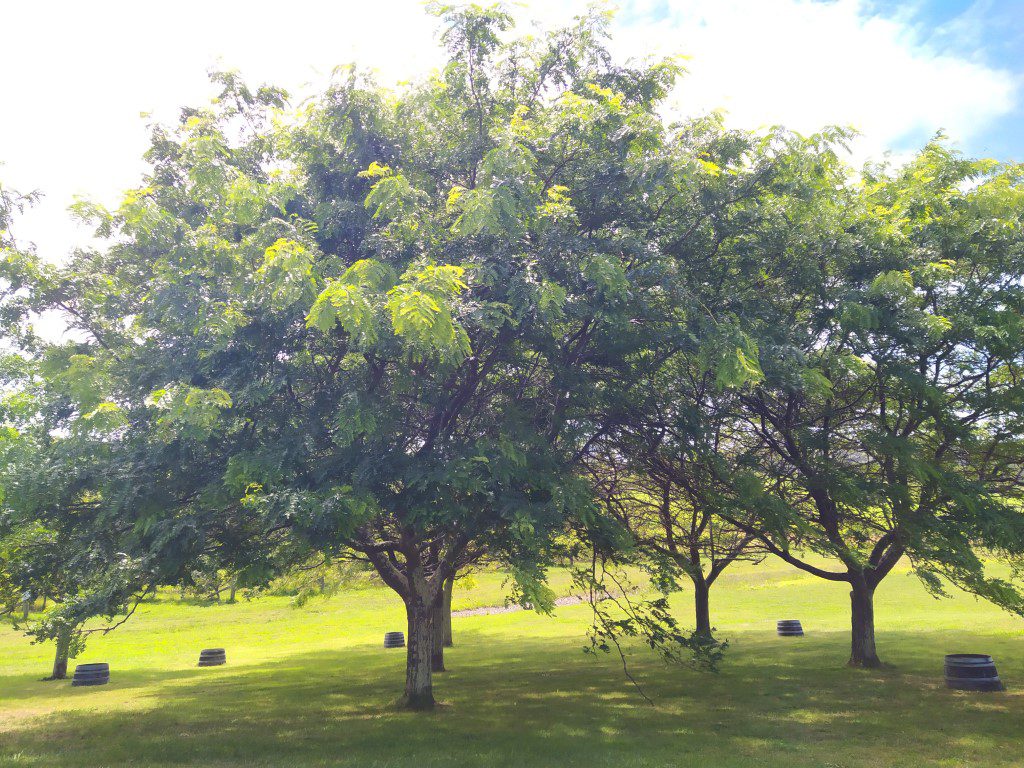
[442, 575, 454, 647]
[403, 593, 435, 708]
[848, 576, 880, 668]
[431, 595, 446, 672]
[49, 630, 70, 680]
[692, 576, 712, 639]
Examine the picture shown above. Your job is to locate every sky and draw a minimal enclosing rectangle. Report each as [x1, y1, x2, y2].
[1, 0, 1022, 263]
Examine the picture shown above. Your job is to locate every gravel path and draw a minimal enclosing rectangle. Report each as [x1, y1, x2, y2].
[451, 594, 586, 617]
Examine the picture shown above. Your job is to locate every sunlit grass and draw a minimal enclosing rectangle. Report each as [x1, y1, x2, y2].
[1, 558, 1021, 767]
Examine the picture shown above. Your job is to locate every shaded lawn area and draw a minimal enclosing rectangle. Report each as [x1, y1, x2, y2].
[1, 561, 1021, 767]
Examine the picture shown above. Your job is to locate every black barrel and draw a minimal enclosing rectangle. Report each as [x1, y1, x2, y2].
[198, 648, 227, 667]
[945, 654, 1004, 691]
[383, 631, 405, 649]
[71, 662, 110, 687]
[777, 619, 804, 637]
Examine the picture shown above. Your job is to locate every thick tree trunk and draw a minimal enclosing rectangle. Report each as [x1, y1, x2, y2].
[403, 594, 435, 709]
[228, 579, 238, 604]
[848, 576, 881, 668]
[442, 575, 454, 647]
[693, 577, 712, 639]
[22, 596, 30, 621]
[363, 541, 454, 710]
[431, 597, 446, 673]
[49, 630, 70, 680]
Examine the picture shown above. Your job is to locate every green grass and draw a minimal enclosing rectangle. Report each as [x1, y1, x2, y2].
[1, 559, 1022, 767]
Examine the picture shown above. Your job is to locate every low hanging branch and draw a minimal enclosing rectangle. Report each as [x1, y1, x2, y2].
[573, 549, 726, 705]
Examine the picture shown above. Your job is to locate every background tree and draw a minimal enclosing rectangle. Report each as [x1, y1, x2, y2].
[576, 114, 796, 642]
[722, 141, 1024, 666]
[0, 349, 153, 679]
[587, 378, 761, 640]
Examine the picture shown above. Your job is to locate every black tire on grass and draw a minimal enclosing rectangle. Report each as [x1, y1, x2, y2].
[776, 619, 804, 637]
[945, 654, 1004, 692]
[71, 662, 110, 687]
[198, 648, 227, 667]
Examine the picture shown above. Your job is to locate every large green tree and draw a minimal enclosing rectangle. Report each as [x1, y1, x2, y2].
[36, 7, 695, 708]
[722, 142, 1024, 666]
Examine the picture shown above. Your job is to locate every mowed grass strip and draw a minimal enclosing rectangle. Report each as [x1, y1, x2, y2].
[1, 560, 1021, 767]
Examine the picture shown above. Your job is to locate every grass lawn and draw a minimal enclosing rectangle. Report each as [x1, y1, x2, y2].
[1, 559, 1021, 767]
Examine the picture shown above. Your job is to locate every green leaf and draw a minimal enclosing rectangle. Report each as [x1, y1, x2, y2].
[257, 238, 315, 310]
[800, 368, 833, 398]
[146, 385, 232, 441]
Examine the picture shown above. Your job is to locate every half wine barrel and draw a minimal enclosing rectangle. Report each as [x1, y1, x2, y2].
[777, 620, 804, 637]
[945, 654, 1004, 691]
[198, 648, 227, 667]
[71, 662, 110, 687]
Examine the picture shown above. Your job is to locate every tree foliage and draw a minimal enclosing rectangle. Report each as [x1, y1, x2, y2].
[2, 3, 1023, 708]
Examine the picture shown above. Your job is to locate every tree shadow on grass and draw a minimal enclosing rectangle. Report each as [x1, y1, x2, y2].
[1, 629, 1021, 768]
[0, 661, 234, 703]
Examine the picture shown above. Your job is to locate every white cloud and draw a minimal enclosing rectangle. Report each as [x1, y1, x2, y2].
[611, 0, 1016, 160]
[1, 0, 444, 262]
[1, 0, 1017, 265]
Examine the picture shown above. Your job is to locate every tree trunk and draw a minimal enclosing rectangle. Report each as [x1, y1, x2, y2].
[49, 630, 70, 680]
[403, 593, 435, 709]
[228, 579, 238, 604]
[693, 577, 712, 639]
[41, 595, 47, 610]
[22, 596, 30, 621]
[848, 575, 881, 668]
[442, 575, 454, 647]
[363, 543, 449, 709]
[431, 596, 446, 673]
